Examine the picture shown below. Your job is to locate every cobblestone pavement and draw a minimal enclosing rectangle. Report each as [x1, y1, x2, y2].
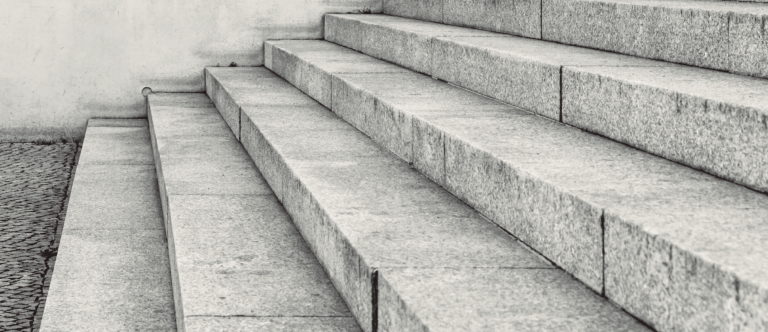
[0, 143, 78, 331]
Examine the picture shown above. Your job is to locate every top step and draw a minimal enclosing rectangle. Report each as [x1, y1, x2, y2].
[381, 0, 768, 78]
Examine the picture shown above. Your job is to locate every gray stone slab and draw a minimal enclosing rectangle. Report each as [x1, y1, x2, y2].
[326, 15, 496, 75]
[378, 268, 650, 331]
[443, 0, 541, 38]
[382, 0, 442, 22]
[78, 126, 154, 165]
[63, 164, 163, 230]
[266, 40, 406, 107]
[432, 35, 667, 120]
[563, 65, 768, 193]
[147, 103, 232, 139]
[185, 316, 362, 332]
[542, 0, 768, 78]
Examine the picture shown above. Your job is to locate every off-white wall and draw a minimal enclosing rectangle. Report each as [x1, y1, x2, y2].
[0, 0, 380, 142]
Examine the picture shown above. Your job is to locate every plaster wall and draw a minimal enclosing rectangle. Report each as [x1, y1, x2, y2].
[0, 0, 380, 142]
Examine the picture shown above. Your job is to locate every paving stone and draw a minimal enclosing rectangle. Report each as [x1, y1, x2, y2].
[563, 65, 768, 193]
[542, 0, 768, 78]
[378, 268, 649, 331]
[0, 143, 76, 332]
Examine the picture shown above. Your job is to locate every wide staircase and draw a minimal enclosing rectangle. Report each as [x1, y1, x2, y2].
[40, 1, 767, 331]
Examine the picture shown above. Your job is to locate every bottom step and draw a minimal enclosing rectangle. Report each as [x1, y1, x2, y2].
[40, 119, 176, 331]
[147, 93, 360, 331]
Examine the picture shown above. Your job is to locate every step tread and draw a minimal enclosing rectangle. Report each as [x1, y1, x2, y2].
[207, 66, 651, 332]
[265, 39, 768, 331]
[325, 13, 768, 194]
[40, 120, 176, 331]
[147, 93, 360, 331]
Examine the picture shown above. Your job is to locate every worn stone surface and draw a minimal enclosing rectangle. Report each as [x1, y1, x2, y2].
[77, 126, 154, 165]
[185, 316, 363, 332]
[728, 10, 768, 79]
[149, 92, 360, 331]
[563, 65, 768, 194]
[543, 0, 768, 79]
[432, 35, 666, 120]
[378, 268, 650, 331]
[0, 143, 76, 331]
[443, 0, 541, 38]
[40, 124, 175, 332]
[382, 0, 442, 22]
[266, 40, 406, 107]
[62, 165, 163, 230]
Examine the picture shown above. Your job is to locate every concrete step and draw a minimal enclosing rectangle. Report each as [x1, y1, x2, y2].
[263, 40, 768, 332]
[380, 0, 768, 78]
[40, 119, 176, 331]
[541, 0, 768, 78]
[206, 66, 651, 332]
[147, 93, 361, 332]
[323, 13, 768, 194]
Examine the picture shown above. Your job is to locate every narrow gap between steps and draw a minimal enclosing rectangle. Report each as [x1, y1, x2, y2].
[600, 211, 606, 297]
[558, 66, 564, 123]
[371, 270, 379, 332]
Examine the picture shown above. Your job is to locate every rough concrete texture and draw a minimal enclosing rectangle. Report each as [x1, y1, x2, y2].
[0, 143, 76, 331]
[148, 93, 360, 331]
[563, 65, 768, 194]
[382, 0, 442, 22]
[443, 0, 541, 38]
[542, 0, 768, 79]
[39, 121, 175, 331]
[0, 0, 381, 142]
[378, 268, 649, 331]
[265, 40, 407, 107]
[382, 0, 541, 38]
[266, 40, 768, 331]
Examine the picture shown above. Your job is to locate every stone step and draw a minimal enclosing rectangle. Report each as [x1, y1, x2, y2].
[541, 0, 768, 78]
[323, 13, 768, 194]
[147, 93, 360, 332]
[380, 0, 768, 78]
[40, 119, 176, 331]
[205, 66, 651, 332]
[263, 40, 768, 332]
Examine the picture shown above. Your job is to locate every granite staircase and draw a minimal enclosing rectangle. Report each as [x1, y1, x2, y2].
[40, 0, 767, 331]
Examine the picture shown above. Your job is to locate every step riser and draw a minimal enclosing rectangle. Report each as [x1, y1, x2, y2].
[324, 14, 768, 194]
[542, 0, 768, 79]
[265, 40, 768, 332]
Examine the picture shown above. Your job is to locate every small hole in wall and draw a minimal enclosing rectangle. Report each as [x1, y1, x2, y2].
[229, 62, 238, 67]
[141, 87, 153, 96]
